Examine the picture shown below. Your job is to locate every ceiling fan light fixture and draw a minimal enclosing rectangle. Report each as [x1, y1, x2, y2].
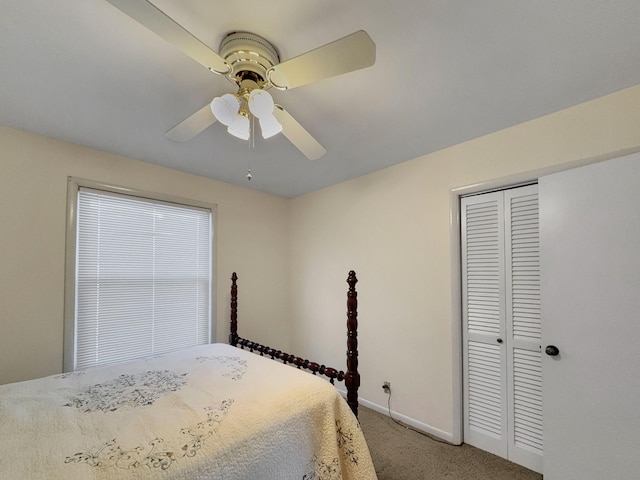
[227, 113, 250, 140]
[259, 114, 283, 139]
[211, 93, 240, 126]
[248, 89, 275, 119]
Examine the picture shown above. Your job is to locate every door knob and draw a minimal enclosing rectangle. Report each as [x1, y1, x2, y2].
[545, 345, 560, 356]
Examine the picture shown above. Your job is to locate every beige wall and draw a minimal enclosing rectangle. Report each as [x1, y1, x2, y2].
[289, 84, 640, 439]
[0, 126, 290, 385]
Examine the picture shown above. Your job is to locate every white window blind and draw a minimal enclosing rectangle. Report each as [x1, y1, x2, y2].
[74, 187, 211, 370]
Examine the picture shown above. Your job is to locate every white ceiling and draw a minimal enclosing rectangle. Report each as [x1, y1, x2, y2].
[2, 1, 640, 198]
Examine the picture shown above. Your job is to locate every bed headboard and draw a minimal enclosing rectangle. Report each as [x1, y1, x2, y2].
[229, 271, 360, 418]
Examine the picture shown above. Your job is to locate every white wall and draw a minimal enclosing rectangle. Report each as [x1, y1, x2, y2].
[0, 126, 290, 385]
[288, 84, 640, 439]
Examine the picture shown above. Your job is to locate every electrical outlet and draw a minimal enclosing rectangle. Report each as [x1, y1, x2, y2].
[382, 381, 391, 393]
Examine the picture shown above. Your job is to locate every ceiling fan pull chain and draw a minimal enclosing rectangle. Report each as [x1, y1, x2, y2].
[247, 117, 254, 181]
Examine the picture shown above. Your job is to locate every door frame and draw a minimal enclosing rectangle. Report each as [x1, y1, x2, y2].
[448, 152, 629, 445]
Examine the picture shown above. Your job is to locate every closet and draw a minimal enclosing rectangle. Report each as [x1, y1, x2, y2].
[461, 184, 542, 473]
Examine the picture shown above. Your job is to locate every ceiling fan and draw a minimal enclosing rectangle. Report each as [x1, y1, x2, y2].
[106, 0, 376, 160]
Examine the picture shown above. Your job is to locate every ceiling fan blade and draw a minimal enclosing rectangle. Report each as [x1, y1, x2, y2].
[165, 104, 217, 142]
[106, 0, 230, 75]
[267, 30, 375, 90]
[273, 105, 326, 160]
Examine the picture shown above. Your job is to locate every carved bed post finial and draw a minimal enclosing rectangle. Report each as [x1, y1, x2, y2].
[229, 272, 238, 346]
[346, 270, 360, 418]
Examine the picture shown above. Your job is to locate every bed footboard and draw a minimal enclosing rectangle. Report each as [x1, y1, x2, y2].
[229, 271, 360, 418]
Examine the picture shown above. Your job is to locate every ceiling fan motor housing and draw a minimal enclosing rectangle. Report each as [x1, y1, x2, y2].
[219, 32, 280, 87]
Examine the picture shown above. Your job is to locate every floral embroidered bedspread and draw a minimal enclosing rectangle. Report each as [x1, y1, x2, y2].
[0, 343, 377, 480]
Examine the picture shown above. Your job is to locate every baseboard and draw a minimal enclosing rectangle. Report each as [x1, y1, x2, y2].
[357, 397, 457, 445]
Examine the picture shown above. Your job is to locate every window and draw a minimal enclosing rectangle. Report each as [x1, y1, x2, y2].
[64, 178, 214, 371]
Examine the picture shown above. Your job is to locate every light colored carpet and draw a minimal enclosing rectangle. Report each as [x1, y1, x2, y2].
[358, 406, 543, 480]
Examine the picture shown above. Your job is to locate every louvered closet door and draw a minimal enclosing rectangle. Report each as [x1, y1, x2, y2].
[462, 191, 508, 459]
[504, 185, 542, 473]
[462, 184, 542, 474]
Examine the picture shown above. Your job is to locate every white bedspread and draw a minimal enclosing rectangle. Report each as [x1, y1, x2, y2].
[0, 343, 377, 479]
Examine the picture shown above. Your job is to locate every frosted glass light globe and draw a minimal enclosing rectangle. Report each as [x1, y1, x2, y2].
[227, 113, 250, 140]
[248, 89, 275, 119]
[259, 114, 282, 139]
[211, 94, 240, 126]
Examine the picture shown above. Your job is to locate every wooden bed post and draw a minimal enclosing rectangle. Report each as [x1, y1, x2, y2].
[346, 270, 360, 418]
[229, 272, 238, 346]
[228, 270, 361, 419]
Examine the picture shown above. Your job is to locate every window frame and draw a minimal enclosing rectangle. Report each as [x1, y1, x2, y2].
[63, 177, 217, 372]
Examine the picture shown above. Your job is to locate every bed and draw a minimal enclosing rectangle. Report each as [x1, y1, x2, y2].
[0, 271, 376, 479]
